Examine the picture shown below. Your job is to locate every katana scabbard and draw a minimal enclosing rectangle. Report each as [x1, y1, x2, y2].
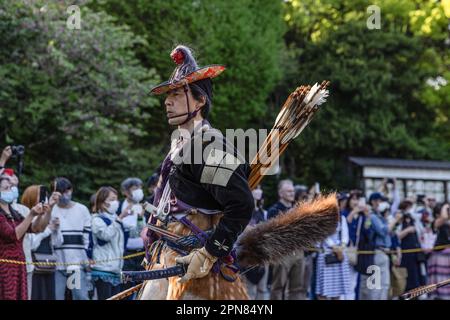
[121, 264, 187, 283]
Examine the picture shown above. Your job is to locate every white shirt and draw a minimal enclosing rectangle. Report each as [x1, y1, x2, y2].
[325, 215, 349, 248]
[51, 202, 91, 270]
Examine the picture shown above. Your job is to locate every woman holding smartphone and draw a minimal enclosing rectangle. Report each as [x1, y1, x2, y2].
[91, 186, 130, 300]
[20, 185, 63, 300]
[0, 178, 60, 300]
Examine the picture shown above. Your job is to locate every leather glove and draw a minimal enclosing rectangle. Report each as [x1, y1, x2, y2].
[175, 247, 218, 284]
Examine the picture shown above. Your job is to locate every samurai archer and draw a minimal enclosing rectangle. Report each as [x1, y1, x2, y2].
[117, 45, 340, 301]
[138, 45, 254, 299]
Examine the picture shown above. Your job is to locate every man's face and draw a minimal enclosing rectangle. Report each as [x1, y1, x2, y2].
[279, 182, 295, 203]
[165, 87, 203, 126]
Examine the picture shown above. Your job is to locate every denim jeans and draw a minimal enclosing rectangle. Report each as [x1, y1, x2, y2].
[55, 269, 89, 300]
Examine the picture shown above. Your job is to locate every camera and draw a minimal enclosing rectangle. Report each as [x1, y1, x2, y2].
[11, 145, 25, 158]
[9, 145, 25, 177]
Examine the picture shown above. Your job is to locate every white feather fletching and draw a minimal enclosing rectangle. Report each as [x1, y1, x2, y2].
[271, 84, 330, 144]
[310, 89, 329, 106]
[303, 82, 319, 104]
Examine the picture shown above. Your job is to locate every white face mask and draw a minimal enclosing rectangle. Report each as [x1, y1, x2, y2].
[11, 186, 19, 202]
[379, 201, 390, 213]
[131, 189, 144, 203]
[105, 200, 119, 214]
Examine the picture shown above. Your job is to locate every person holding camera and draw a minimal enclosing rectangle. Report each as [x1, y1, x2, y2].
[359, 192, 392, 300]
[118, 177, 146, 296]
[427, 203, 450, 299]
[393, 200, 425, 292]
[20, 185, 63, 300]
[91, 186, 130, 300]
[50, 177, 92, 300]
[1, 167, 34, 299]
[340, 190, 367, 300]
[315, 196, 352, 300]
[0, 176, 54, 300]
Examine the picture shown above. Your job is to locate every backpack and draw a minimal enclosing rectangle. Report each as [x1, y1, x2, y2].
[117, 200, 130, 249]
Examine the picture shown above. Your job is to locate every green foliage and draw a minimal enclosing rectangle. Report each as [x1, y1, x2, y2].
[0, 0, 448, 205]
[278, 0, 450, 190]
[90, 0, 286, 131]
[0, 1, 160, 201]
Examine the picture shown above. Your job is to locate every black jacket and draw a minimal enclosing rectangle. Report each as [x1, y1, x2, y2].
[267, 201, 291, 220]
[168, 126, 254, 257]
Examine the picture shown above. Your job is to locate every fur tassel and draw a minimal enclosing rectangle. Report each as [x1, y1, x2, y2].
[235, 193, 339, 267]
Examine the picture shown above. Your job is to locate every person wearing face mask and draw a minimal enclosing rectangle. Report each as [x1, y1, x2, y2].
[0, 176, 50, 300]
[118, 177, 146, 296]
[359, 192, 392, 300]
[1, 168, 34, 299]
[242, 185, 270, 300]
[50, 177, 92, 300]
[20, 185, 63, 300]
[91, 186, 130, 300]
[394, 200, 427, 293]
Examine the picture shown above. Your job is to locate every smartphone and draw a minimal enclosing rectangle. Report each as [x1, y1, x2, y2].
[39, 185, 49, 203]
[315, 182, 320, 194]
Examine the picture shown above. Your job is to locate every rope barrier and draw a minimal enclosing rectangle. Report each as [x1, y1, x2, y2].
[1, 244, 449, 266]
[0, 251, 145, 266]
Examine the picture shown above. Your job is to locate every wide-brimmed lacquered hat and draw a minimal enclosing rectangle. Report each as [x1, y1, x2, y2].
[150, 45, 225, 95]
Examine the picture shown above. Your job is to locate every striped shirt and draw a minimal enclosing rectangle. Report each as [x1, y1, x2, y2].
[51, 202, 91, 270]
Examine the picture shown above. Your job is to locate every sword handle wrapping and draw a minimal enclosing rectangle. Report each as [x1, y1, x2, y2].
[121, 264, 187, 283]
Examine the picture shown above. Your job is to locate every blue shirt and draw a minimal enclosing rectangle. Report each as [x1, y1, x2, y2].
[341, 209, 358, 245]
[370, 211, 392, 249]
